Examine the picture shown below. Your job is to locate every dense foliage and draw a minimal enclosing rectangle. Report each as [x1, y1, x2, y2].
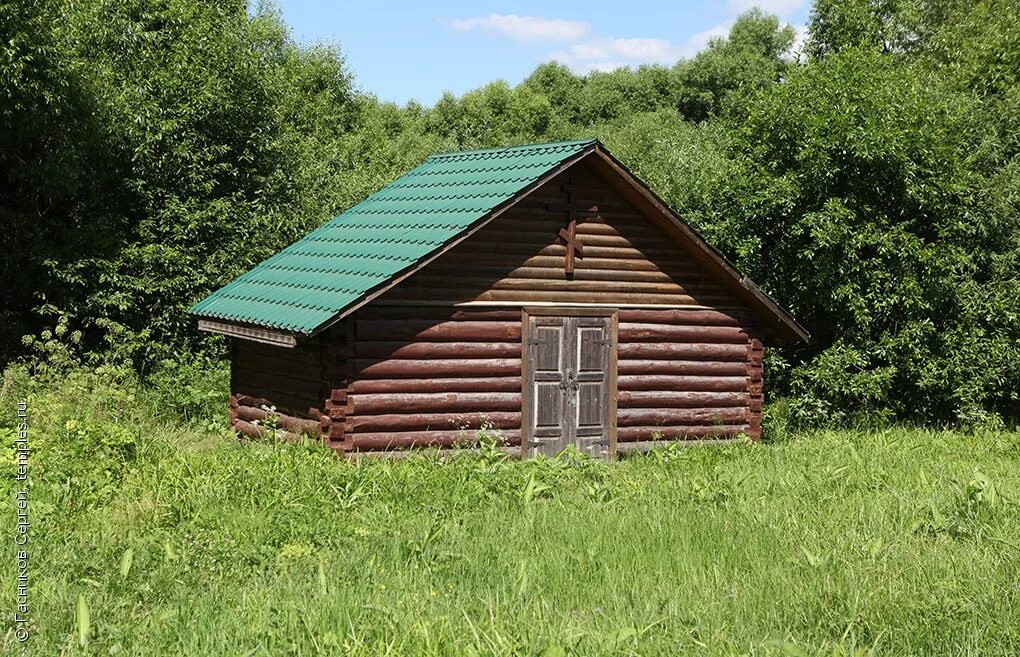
[2, 0, 1018, 426]
[2, 363, 1018, 654]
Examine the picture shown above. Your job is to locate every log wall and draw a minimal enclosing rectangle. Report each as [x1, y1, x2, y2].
[230, 159, 768, 453]
[230, 338, 325, 442]
[380, 161, 743, 308]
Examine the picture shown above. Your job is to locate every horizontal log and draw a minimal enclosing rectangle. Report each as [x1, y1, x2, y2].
[349, 391, 521, 414]
[355, 320, 521, 342]
[617, 375, 748, 393]
[616, 424, 751, 443]
[618, 390, 748, 409]
[354, 358, 521, 379]
[235, 405, 320, 435]
[428, 263, 698, 284]
[455, 241, 691, 261]
[233, 389, 321, 418]
[617, 308, 748, 326]
[406, 275, 709, 296]
[347, 376, 521, 394]
[234, 419, 306, 443]
[235, 344, 321, 368]
[352, 341, 521, 359]
[386, 287, 720, 306]
[619, 323, 750, 344]
[451, 253, 677, 272]
[617, 343, 748, 361]
[616, 360, 748, 377]
[350, 429, 522, 451]
[235, 353, 323, 380]
[354, 307, 522, 321]
[617, 407, 748, 427]
[346, 411, 521, 433]
[234, 366, 322, 397]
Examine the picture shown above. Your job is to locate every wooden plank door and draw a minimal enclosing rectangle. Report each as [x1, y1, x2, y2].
[524, 313, 616, 459]
[571, 316, 612, 459]
[526, 316, 570, 457]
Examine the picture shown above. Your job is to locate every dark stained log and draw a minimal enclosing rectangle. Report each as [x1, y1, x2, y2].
[385, 287, 725, 305]
[234, 345, 321, 368]
[353, 358, 521, 379]
[350, 429, 522, 451]
[235, 354, 323, 380]
[348, 391, 521, 414]
[455, 241, 695, 261]
[346, 411, 521, 433]
[616, 424, 751, 442]
[235, 405, 320, 435]
[617, 390, 748, 409]
[617, 308, 748, 326]
[355, 320, 521, 342]
[618, 323, 750, 343]
[348, 376, 521, 394]
[233, 390, 321, 419]
[455, 254, 682, 272]
[617, 375, 748, 393]
[352, 341, 521, 359]
[617, 360, 748, 377]
[617, 407, 748, 427]
[617, 343, 748, 361]
[354, 307, 522, 321]
[426, 263, 697, 284]
[234, 419, 305, 443]
[407, 276, 709, 295]
[233, 366, 322, 395]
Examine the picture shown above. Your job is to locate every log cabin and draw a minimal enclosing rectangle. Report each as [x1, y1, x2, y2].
[189, 139, 808, 458]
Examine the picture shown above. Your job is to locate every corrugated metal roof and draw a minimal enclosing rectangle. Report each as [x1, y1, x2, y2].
[189, 139, 596, 334]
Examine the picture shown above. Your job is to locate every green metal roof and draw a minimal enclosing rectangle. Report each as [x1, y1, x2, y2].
[189, 139, 596, 334]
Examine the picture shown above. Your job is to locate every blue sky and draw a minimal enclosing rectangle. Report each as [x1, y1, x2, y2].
[272, 1, 813, 105]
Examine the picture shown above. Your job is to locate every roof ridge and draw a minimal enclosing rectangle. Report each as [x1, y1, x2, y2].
[426, 138, 597, 160]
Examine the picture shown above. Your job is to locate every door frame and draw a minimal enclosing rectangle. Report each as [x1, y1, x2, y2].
[521, 306, 619, 459]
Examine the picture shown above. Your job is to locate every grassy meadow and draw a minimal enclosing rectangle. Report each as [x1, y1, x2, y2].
[2, 363, 1019, 656]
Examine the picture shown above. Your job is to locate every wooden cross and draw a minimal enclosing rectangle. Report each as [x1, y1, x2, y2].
[550, 185, 600, 276]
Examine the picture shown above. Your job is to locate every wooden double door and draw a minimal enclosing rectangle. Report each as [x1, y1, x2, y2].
[523, 311, 618, 459]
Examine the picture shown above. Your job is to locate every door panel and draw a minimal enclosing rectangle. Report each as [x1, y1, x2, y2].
[525, 313, 615, 459]
[528, 317, 569, 456]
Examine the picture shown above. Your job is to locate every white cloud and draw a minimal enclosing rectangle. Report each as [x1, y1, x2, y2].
[448, 14, 590, 43]
[727, 0, 809, 17]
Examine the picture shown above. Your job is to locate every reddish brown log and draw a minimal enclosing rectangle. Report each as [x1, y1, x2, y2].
[617, 343, 747, 362]
[617, 407, 748, 427]
[348, 391, 521, 415]
[355, 320, 521, 342]
[616, 360, 747, 377]
[407, 275, 699, 295]
[619, 323, 749, 343]
[617, 375, 747, 393]
[233, 392, 320, 419]
[355, 307, 522, 321]
[426, 263, 699, 284]
[235, 405, 320, 435]
[346, 411, 521, 433]
[618, 390, 748, 409]
[617, 308, 747, 326]
[350, 429, 522, 451]
[452, 253, 673, 272]
[354, 358, 521, 379]
[352, 341, 521, 359]
[348, 376, 521, 394]
[386, 287, 728, 306]
[616, 424, 751, 442]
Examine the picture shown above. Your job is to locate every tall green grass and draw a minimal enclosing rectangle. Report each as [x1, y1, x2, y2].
[2, 363, 1019, 656]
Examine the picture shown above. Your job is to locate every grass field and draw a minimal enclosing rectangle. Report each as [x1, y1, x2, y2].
[2, 364, 1019, 656]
